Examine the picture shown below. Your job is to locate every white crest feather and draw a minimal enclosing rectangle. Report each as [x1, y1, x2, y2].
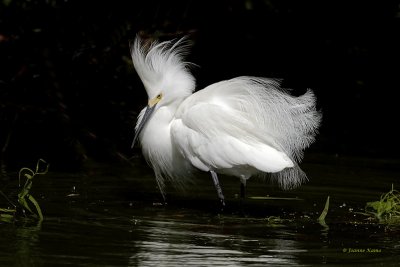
[131, 36, 195, 100]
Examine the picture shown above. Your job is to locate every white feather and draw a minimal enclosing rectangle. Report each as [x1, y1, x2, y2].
[131, 36, 195, 101]
[172, 77, 321, 189]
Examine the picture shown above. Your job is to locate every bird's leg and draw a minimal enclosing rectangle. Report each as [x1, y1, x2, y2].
[239, 175, 247, 216]
[210, 171, 225, 207]
[240, 176, 246, 199]
[158, 186, 167, 204]
[155, 176, 167, 205]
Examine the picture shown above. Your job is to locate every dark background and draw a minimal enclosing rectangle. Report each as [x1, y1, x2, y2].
[1, 0, 399, 172]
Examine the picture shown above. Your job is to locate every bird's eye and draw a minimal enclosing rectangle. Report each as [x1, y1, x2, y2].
[157, 94, 162, 99]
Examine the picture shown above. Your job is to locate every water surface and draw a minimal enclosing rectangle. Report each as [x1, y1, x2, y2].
[1, 155, 399, 266]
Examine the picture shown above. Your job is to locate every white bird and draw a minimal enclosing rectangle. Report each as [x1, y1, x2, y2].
[131, 36, 321, 206]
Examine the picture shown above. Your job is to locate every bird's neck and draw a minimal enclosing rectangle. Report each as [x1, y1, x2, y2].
[141, 96, 188, 151]
[163, 96, 188, 119]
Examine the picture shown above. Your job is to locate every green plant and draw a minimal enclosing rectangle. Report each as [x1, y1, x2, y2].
[318, 196, 330, 228]
[0, 159, 48, 223]
[364, 184, 400, 224]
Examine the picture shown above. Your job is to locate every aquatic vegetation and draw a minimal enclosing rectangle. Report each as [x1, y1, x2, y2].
[318, 196, 330, 228]
[0, 159, 48, 223]
[264, 216, 288, 227]
[364, 184, 400, 224]
[0, 187, 17, 223]
[0, 207, 15, 223]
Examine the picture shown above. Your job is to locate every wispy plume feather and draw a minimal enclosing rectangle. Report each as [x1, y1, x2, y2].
[130, 36, 195, 99]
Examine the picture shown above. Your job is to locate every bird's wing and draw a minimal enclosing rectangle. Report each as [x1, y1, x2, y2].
[178, 76, 321, 160]
[170, 76, 321, 189]
[170, 102, 294, 176]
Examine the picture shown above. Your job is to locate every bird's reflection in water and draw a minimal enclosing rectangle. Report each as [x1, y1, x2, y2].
[129, 217, 304, 266]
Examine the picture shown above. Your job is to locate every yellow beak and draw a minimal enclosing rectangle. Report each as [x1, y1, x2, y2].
[148, 94, 162, 107]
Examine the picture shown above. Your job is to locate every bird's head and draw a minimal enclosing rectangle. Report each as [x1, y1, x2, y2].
[131, 35, 196, 147]
[131, 35, 196, 109]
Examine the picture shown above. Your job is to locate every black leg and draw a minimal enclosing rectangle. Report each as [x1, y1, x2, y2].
[240, 176, 246, 199]
[239, 176, 247, 216]
[210, 171, 225, 207]
[240, 182, 246, 199]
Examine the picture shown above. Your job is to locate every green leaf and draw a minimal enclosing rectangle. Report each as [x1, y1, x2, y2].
[364, 184, 400, 224]
[318, 196, 330, 225]
[28, 195, 43, 221]
[18, 196, 34, 214]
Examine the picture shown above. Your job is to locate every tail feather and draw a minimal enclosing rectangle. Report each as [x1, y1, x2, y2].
[219, 76, 321, 164]
[269, 164, 308, 189]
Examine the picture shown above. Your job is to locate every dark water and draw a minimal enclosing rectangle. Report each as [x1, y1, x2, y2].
[1, 154, 400, 266]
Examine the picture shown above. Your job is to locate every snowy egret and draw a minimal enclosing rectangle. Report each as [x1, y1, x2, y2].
[131, 36, 321, 206]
